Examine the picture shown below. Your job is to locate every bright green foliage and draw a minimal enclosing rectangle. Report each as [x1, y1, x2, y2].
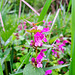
[0, 0, 19, 42]
[1, 15, 18, 42]
[69, 0, 75, 75]
[38, 0, 52, 22]
[67, 0, 72, 13]
[23, 64, 45, 75]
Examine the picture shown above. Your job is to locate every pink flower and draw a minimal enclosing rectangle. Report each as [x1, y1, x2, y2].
[43, 20, 45, 25]
[43, 37, 47, 42]
[56, 39, 60, 43]
[18, 24, 22, 31]
[41, 27, 50, 33]
[40, 49, 47, 57]
[63, 40, 68, 44]
[31, 57, 35, 63]
[37, 62, 42, 68]
[48, 21, 52, 25]
[45, 70, 52, 75]
[59, 44, 65, 53]
[36, 49, 47, 68]
[34, 32, 47, 46]
[36, 54, 43, 62]
[58, 60, 64, 65]
[24, 26, 27, 30]
[24, 22, 26, 25]
[30, 40, 34, 46]
[52, 50, 57, 57]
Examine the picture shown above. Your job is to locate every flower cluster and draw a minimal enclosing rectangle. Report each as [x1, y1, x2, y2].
[30, 20, 52, 75]
[30, 29, 49, 47]
[31, 49, 47, 68]
[18, 22, 26, 31]
[57, 60, 64, 65]
[52, 39, 68, 58]
[31, 49, 52, 75]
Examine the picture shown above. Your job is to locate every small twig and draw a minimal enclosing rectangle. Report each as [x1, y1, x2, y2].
[24, 19, 32, 25]
[50, 9, 60, 31]
[21, 0, 40, 16]
[0, 12, 5, 31]
[19, 0, 22, 17]
[48, 9, 60, 42]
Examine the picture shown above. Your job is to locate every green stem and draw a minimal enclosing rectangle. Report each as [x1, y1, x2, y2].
[36, 47, 38, 57]
[5, 61, 8, 75]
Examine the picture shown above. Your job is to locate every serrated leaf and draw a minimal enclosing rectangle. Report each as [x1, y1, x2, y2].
[23, 64, 45, 75]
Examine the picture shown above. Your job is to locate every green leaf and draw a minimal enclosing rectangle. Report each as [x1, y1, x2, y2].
[1, 48, 11, 65]
[23, 64, 45, 75]
[0, 58, 3, 75]
[38, 0, 52, 22]
[10, 72, 23, 75]
[52, 70, 58, 75]
[69, 0, 75, 75]
[1, 15, 18, 42]
[67, 0, 72, 13]
[44, 64, 70, 71]
[16, 52, 30, 73]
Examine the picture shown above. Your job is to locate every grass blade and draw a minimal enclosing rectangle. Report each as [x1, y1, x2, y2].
[38, 0, 52, 22]
[69, 0, 75, 75]
[44, 64, 70, 71]
[67, 0, 72, 13]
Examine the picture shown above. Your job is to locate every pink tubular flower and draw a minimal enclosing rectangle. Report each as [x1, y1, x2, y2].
[24, 26, 27, 30]
[18, 23, 22, 31]
[24, 22, 26, 25]
[31, 57, 35, 63]
[30, 40, 34, 46]
[37, 62, 42, 68]
[34, 32, 47, 47]
[56, 39, 60, 43]
[52, 50, 57, 57]
[36, 49, 47, 68]
[48, 21, 52, 25]
[18, 22, 27, 31]
[58, 60, 64, 65]
[63, 40, 68, 44]
[43, 20, 45, 25]
[45, 70, 52, 75]
[41, 27, 50, 33]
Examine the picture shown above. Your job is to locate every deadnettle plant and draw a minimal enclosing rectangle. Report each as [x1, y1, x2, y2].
[30, 26, 50, 47]
[31, 49, 52, 75]
[31, 49, 47, 68]
[30, 21, 52, 75]
[51, 39, 68, 64]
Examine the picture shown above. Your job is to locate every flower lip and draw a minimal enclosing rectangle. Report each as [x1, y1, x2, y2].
[45, 70, 52, 75]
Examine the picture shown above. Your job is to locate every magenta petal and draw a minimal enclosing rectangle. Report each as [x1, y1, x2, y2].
[31, 57, 35, 63]
[37, 63, 42, 68]
[56, 39, 60, 43]
[43, 37, 47, 42]
[36, 54, 43, 60]
[52, 50, 55, 52]
[45, 70, 52, 75]
[41, 49, 47, 52]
